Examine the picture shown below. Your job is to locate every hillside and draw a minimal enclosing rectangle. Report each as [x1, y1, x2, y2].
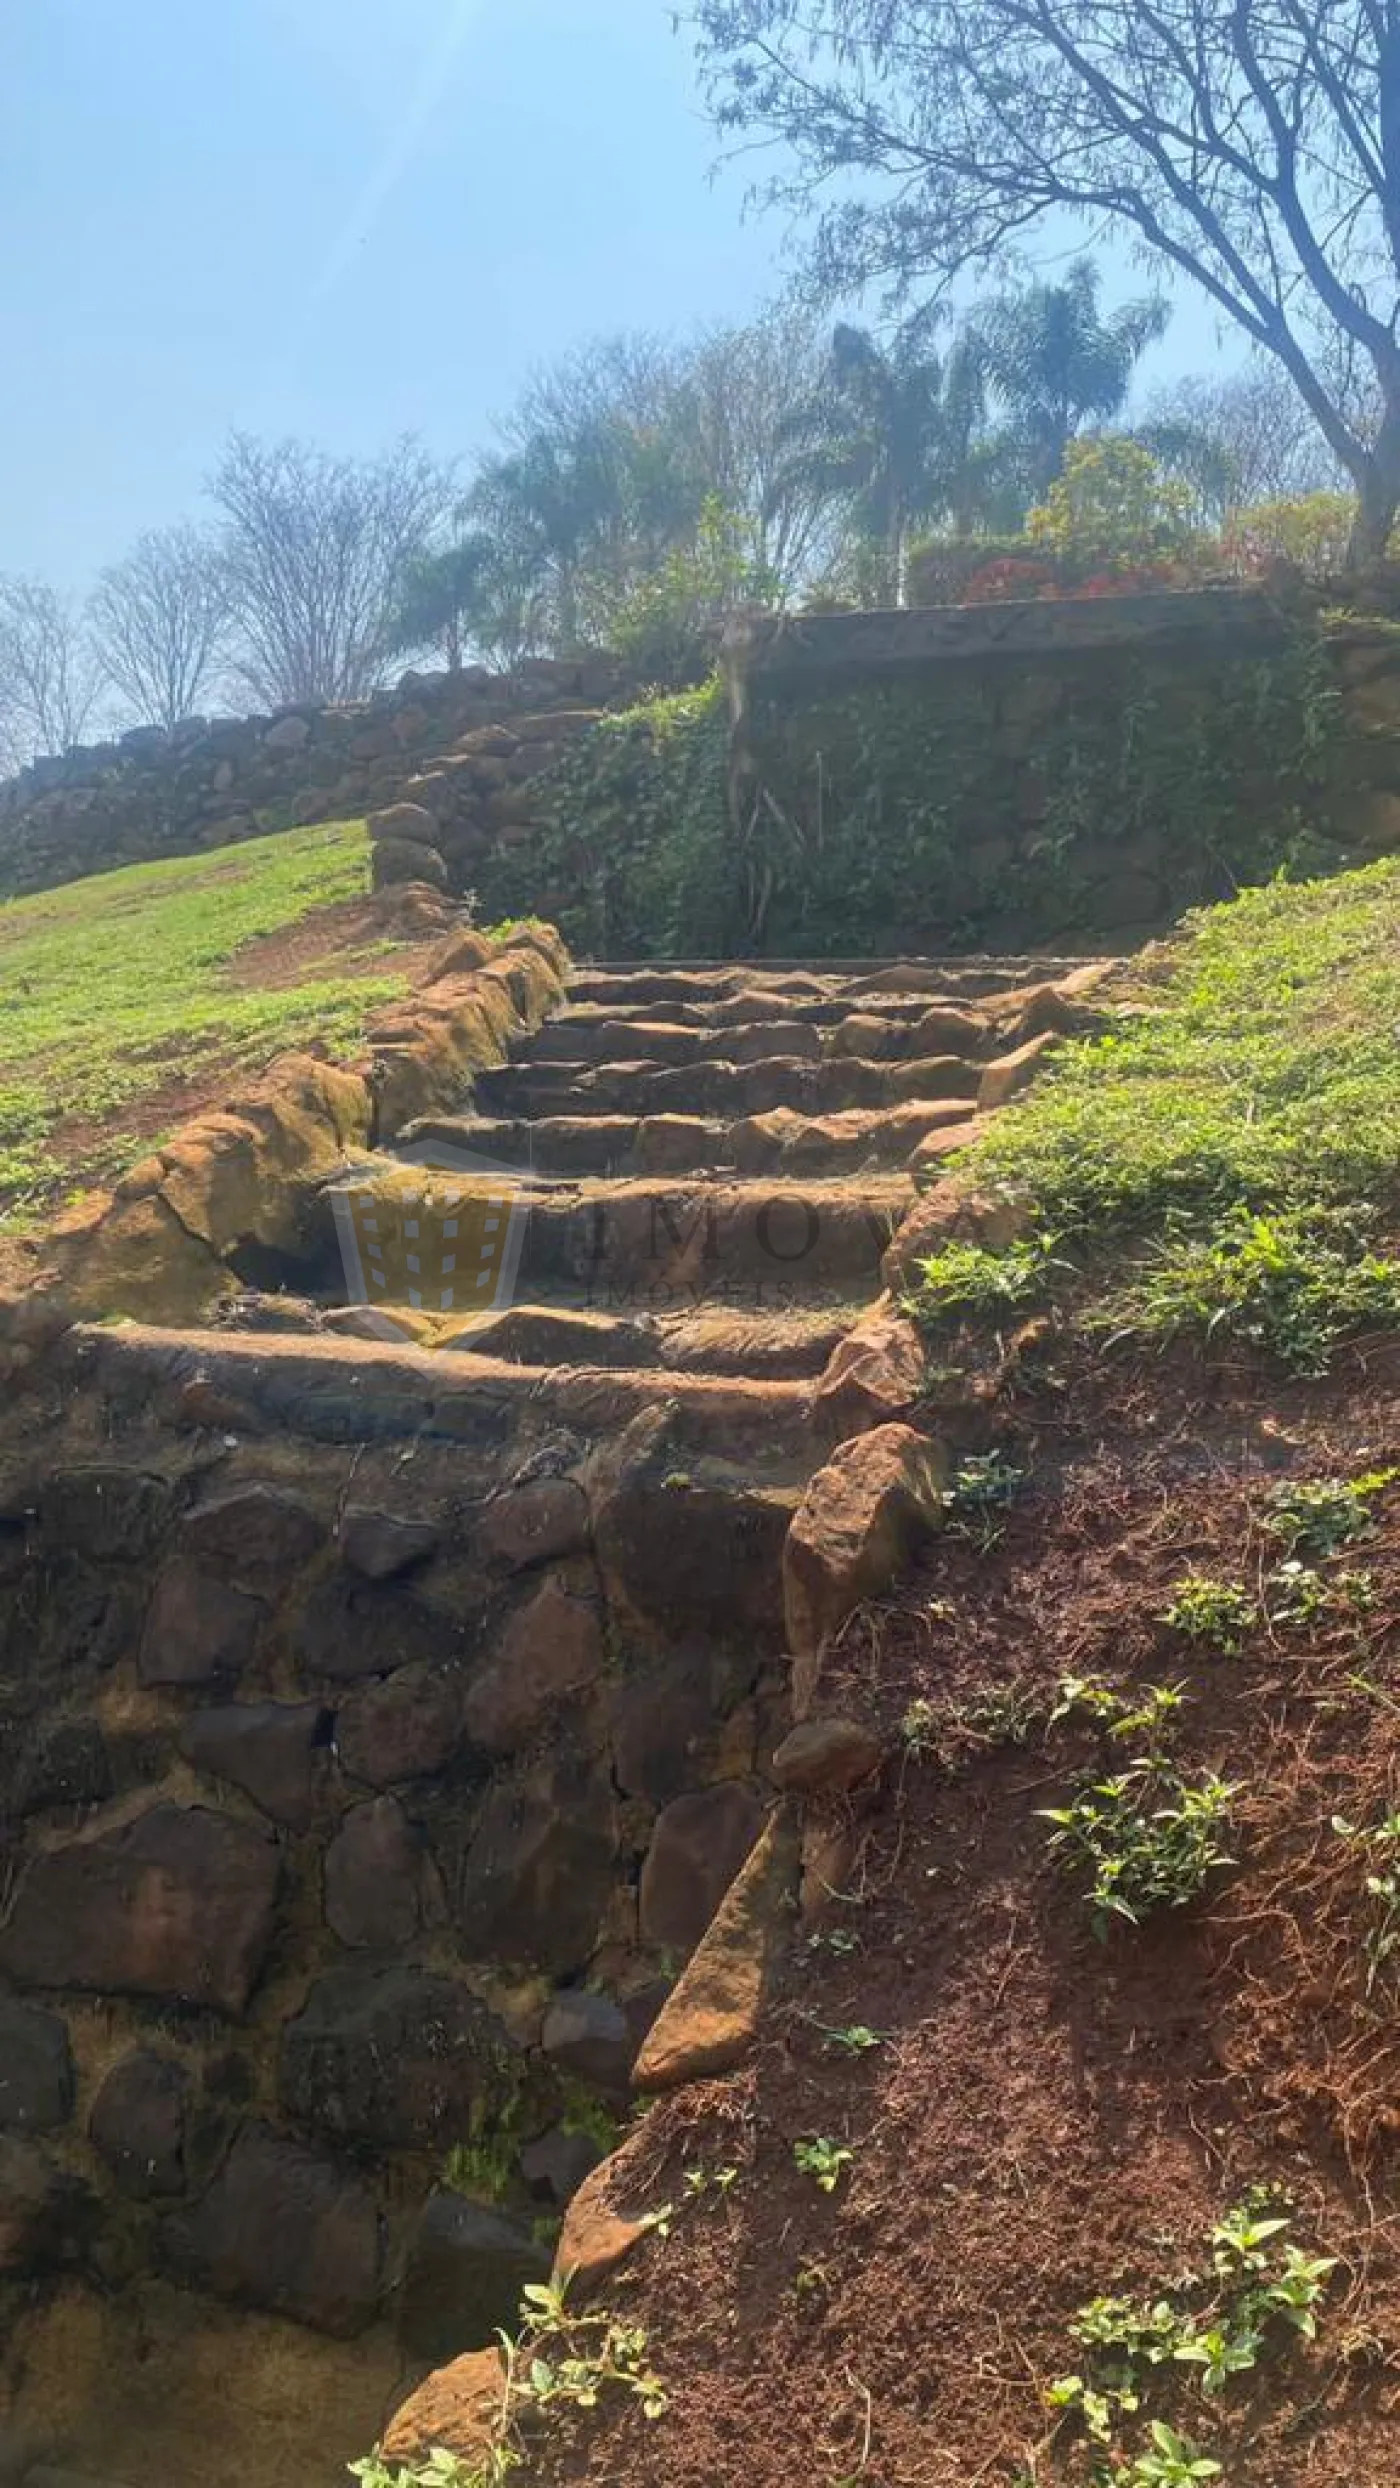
[0, 820, 442, 1242]
[379, 862, 1400, 2488]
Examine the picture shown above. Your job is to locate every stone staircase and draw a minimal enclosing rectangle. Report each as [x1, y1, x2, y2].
[320, 952, 1096, 1393]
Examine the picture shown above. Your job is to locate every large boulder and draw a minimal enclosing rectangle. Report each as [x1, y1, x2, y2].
[280, 1965, 517, 2150]
[323, 1796, 443, 1949]
[138, 1557, 267, 1689]
[179, 1700, 326, 1829]
[0, 1804, 280, 2017]
[162, 2122, 382, 2338]
[462, 1572, 606, 1757]
[783, 1424, 948, 1683]
[398, 2192, 550, 2362]
[335, 1664, 462, 1786]
[0, 2002, 73, 2134]
[89, 2049, 191, 2199]
[639, 1784, 766, 1956]
[451, 1754, 617, 1977]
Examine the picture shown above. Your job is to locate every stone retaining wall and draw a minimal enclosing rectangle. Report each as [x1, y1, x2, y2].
[0, 654, 629, 902]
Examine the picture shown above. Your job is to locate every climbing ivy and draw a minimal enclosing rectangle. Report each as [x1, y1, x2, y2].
[479, 632, 1346, 961]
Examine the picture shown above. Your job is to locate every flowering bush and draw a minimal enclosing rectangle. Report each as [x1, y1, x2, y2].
[1225, 492, 1356, 579]
[1028, 437, 1193, 573]
[961, 555, 1056, 602]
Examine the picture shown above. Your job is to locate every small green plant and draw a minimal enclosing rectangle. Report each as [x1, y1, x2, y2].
[942, 1449, 1027, 1550]
[683, 2162, 739, 2201]
[910, 1232, 1061, 1320]
[817, 2022, 888, 2056]
[1265, 1468, 1398, 1557]
[1041, 1763, 1237, 1931]
[350, 2453, 517, 2488]
[805, 1925, 863, 1957]
[512, 2278, 668, 2423]
[1334, 1811, 1400, 1991]
[1161, 1575, 1258, 1654]
[1048, 2197, 1334, 2477]
[793, 2137, 855, 2193]
[901, 1696, 939, 1757]
[1125, 2423, 1223, 2485]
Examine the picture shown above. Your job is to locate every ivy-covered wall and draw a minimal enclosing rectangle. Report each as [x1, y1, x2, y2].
[481, 625, 1362, 960]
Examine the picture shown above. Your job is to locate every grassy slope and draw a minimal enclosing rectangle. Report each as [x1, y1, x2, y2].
[453, 861, 1400, 2488]
[0, 820, 408, 1228]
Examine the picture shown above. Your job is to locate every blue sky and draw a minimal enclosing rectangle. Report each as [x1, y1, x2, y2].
[2, 0, 1228, 595]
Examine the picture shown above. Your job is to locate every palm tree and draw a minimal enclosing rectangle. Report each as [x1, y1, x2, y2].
[387, 532, 524, 671]
[973, 260, 1171, 497]
[775, 324, 1000, 603]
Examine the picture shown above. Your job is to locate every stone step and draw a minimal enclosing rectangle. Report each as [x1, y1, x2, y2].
[333, 1170, 913, 1296]
[72, 1324, 821, 1467]
[569, 954, 1098, 1003]
[396, 1094, 978, 1182]
[527, 1014, 827, 1069]
[472, 1052, 983, 1121]
[448, 1297, 857, 1379]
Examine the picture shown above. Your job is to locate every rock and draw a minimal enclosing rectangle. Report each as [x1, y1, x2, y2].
[263, 713, 312, 751]
[453, 1754, 617, 1977]
[635, 1806, 801, 2092]
[280, 1965, 517, 2150]
[38, 1466, 172, 1563]
[909, 1004, 988, 1056]
[88, 2049, 190, 2199]
[163, 2122, 381, 2337]
[814, 1308, 927, 1437]
[771, 1717, 884, 1795]
[382, 2347, 506, 2469]
[827, 1011, 907, 1060]
[551, 2128, 655, 2295]
[881, 1180, 1029, 1294]
[783, 1423, 949, 1679]
[462, 1573, 606, 1757]
[373, 838, 448, 892]
[608, 1654, 719, 1808]
[367, 802, 441, 847]
[0, 2002, 73, 2134]
[476, 1479, 590, 1570]
[181, 1483, 323, 1586]
[138, 1556, 266, 1688]
[14, 1717, 113, 1817]
[977, 1030, 1058, 1110]
[179, 1700, 326, 1829]
[324, 1797, 440, 1949]
[520, 2128, 603, 2205]
[0, 1803, 280, 2016]
[398, 2193, 550, 2362]
[0, 2138, 93, 2275]
[639, 1784, 766, 1955]
[541, 1991, 634, 2093]
[908, 1114, 993, 1176]
[338, 1506, 440, 1581]
[294, 1575, 465, 1685]
[335, 1664, 461, 1786]
[591, 1413, 791, 1647]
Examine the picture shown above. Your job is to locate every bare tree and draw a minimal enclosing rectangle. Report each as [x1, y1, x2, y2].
[211, 434, 456, 707]
[89, 525, 229, 731]
[692, 0, 1400, 560]
[1140, 358, 1348, 525]
[0, 577, 104, 769]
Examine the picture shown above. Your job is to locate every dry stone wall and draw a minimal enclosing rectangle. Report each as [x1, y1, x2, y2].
[0, 1331, 789, 2438]
[0, 653, 629, 901]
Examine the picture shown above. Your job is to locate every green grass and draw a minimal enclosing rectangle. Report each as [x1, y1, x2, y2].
[912, 859, 1400, 1368]
[0, 819, 408, 1228]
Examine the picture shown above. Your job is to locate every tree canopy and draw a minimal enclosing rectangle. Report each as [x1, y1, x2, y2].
[691, 0, 1400, 556]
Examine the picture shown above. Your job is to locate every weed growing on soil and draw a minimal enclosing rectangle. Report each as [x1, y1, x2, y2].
[1104, 1205, 1400, 1373]
[910, 1233, 1061, 1321]
[1332, 1812, 1400, 1992]
[1161, 1576, 1258, 1653]
[942, 1449, 1027, 1550]
[817, 2022, 888, 2056]
[683, 2163, 740, 2201]
[1042, 1763, 1237, 1932]
[1048, 2196, 1334, 2477]
[1267, 1559, 1376, 1625]
[1264, 1469, 1398, 1557]
[1042, 1680, 1236, 1931]
[514, 2278, 668, 2423]
[351, 2450, 517, 2488]
[793, 2138, 855, 2193]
